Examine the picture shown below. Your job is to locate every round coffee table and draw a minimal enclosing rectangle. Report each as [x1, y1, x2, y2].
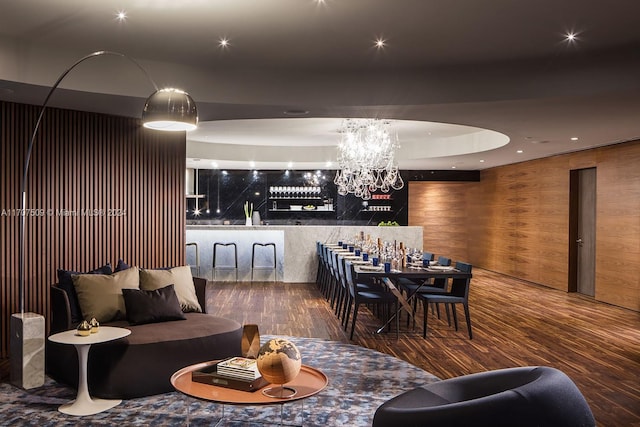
[171, 360, 328, 405]
[48, 326, 131, 416]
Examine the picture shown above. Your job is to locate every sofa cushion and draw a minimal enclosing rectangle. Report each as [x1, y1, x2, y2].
[122, 284, 186, 325]
[57, 263, 112, 323]
[73, 267, 140, 323]
[139, 265, 202, 313]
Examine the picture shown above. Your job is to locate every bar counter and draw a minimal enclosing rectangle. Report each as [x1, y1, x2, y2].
[185, 225, 423, 283]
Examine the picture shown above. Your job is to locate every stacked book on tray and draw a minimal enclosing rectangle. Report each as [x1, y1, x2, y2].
[192, 357, 268, 392]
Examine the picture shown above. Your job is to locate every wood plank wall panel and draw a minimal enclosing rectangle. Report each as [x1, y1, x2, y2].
[409, 140, 640, 312]
[0, 101, 186, 358]
[408, 182, 470, 263]
[595, 143, 640, 311]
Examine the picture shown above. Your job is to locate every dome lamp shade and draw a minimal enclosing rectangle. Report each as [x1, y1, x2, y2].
[142, 88, 198, 131]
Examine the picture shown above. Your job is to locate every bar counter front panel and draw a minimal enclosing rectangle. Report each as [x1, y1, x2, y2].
[185, 225, 423, 283]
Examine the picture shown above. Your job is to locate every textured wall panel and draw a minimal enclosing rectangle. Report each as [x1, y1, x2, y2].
[0, 101, 186, 357]
[408, 140, 640, 312]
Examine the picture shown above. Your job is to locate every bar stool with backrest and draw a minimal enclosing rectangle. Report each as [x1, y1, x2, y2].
[212, 242, 238, 281]
[186, 242, 200, 277]
[251, 242, 277, 282]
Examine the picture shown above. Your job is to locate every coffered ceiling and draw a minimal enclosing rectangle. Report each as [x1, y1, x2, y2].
[1, 0, 639, 170]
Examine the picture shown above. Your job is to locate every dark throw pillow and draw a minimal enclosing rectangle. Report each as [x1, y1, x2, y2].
[115, 259, 131, 272]
[57, 263, 113, 323]
[122, 284, 186, 326]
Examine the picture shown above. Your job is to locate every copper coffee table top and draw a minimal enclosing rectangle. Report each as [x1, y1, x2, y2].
[171, 360, 328, 405]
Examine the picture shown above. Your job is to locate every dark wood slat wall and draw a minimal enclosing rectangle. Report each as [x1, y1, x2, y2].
[0, 101, 186, 358]
[408, 139, 640, 312]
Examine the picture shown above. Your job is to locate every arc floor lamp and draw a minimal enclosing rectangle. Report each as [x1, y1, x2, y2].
[11, 50, 198, 389]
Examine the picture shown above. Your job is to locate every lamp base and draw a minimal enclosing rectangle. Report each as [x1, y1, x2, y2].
[10, 313, 45, 389]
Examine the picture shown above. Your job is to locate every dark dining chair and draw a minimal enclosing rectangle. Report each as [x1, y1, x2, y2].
[417, 261, 473, 339]
[344, 261, 398, 340]
[399, 254, 452, 326]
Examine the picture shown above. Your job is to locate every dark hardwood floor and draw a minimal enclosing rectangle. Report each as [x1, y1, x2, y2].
[208, 269, 640, 427]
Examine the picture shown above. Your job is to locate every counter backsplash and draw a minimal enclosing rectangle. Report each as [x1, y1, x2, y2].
[186, 169, 408, 226]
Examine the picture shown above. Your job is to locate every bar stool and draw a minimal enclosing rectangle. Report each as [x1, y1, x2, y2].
[251, 242, 277, 282]
[213, 242, 238, 281]
[185, 242, 200, 276]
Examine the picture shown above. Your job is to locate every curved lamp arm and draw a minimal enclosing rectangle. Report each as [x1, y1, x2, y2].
[17, 50, 193, 314]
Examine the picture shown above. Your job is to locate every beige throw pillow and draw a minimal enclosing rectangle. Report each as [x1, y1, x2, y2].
[139, 265, 202, 313]
[73, 266, 140, 323]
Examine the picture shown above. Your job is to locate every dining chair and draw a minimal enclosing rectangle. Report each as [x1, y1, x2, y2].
[344, 261, 398, 340]
[418, 261, 473, 339]
[399, 254, 452, 326]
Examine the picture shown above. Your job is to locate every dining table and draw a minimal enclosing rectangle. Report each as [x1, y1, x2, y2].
[353, 263, 472, 334]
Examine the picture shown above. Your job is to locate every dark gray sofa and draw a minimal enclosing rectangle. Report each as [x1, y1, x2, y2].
[46, 277, 242, 399]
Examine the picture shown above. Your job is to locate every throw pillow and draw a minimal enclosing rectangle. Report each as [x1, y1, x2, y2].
[72, 266, 140, 323]
[115, 259, 130, 272]
[122, 284, 186, 325]
[57, 263, 113, 323]
[139, 265, 202, 313]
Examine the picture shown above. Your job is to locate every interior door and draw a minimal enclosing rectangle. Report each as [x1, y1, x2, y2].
[575, 168, 597, 296]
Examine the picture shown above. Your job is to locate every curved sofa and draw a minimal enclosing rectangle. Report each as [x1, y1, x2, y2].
[46, 277, 242, 399]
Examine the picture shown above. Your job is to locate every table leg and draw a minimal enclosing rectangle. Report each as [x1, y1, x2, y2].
[58, 343, 122, 416]
[376, 277, 414, 334]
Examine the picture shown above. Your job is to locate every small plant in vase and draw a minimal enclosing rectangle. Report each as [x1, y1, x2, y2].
[244, 201, 253, 226]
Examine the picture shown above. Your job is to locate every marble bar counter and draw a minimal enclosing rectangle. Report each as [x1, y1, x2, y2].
[185, 225, 423, 283]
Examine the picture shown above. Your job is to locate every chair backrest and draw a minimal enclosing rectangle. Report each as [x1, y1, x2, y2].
[337, 255, 347, 288]
[449, 261, 472, 298]
[329, 250, 339, 276]
[423, 252, 434, 261]
[437, 256, 451, 266]
[344, 260, 356, 293]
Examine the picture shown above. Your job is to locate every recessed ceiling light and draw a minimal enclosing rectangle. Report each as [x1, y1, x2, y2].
[115, 10, 127, 21]
[451, 166, 457, 169]
[517, 150, 524, 154]
[564, 31, 579, 43]
[374, 37, 386, 49]
[479, 159, 485, 163]
[218, 37, 230, 48]
[571, 137, 579, 141]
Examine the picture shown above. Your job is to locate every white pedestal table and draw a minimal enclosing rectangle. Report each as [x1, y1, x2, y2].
[48, 326, 131, 416]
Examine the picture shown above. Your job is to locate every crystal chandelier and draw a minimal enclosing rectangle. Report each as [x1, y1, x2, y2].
[334, 118, 404, 200]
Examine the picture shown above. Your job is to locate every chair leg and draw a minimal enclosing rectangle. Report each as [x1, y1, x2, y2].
[343, 298, 352, 331]
[422, 299, 429, 339]
[445, 303, 452, 326]
[395, 301, 399, 340]
[451, 304, 459, 331]
[463, 303, 473, 339]
[342, 295, 351, 328]
[350, 303, 360, 340]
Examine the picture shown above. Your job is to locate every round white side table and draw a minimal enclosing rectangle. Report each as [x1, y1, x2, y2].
[48, 326, 131, 416]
